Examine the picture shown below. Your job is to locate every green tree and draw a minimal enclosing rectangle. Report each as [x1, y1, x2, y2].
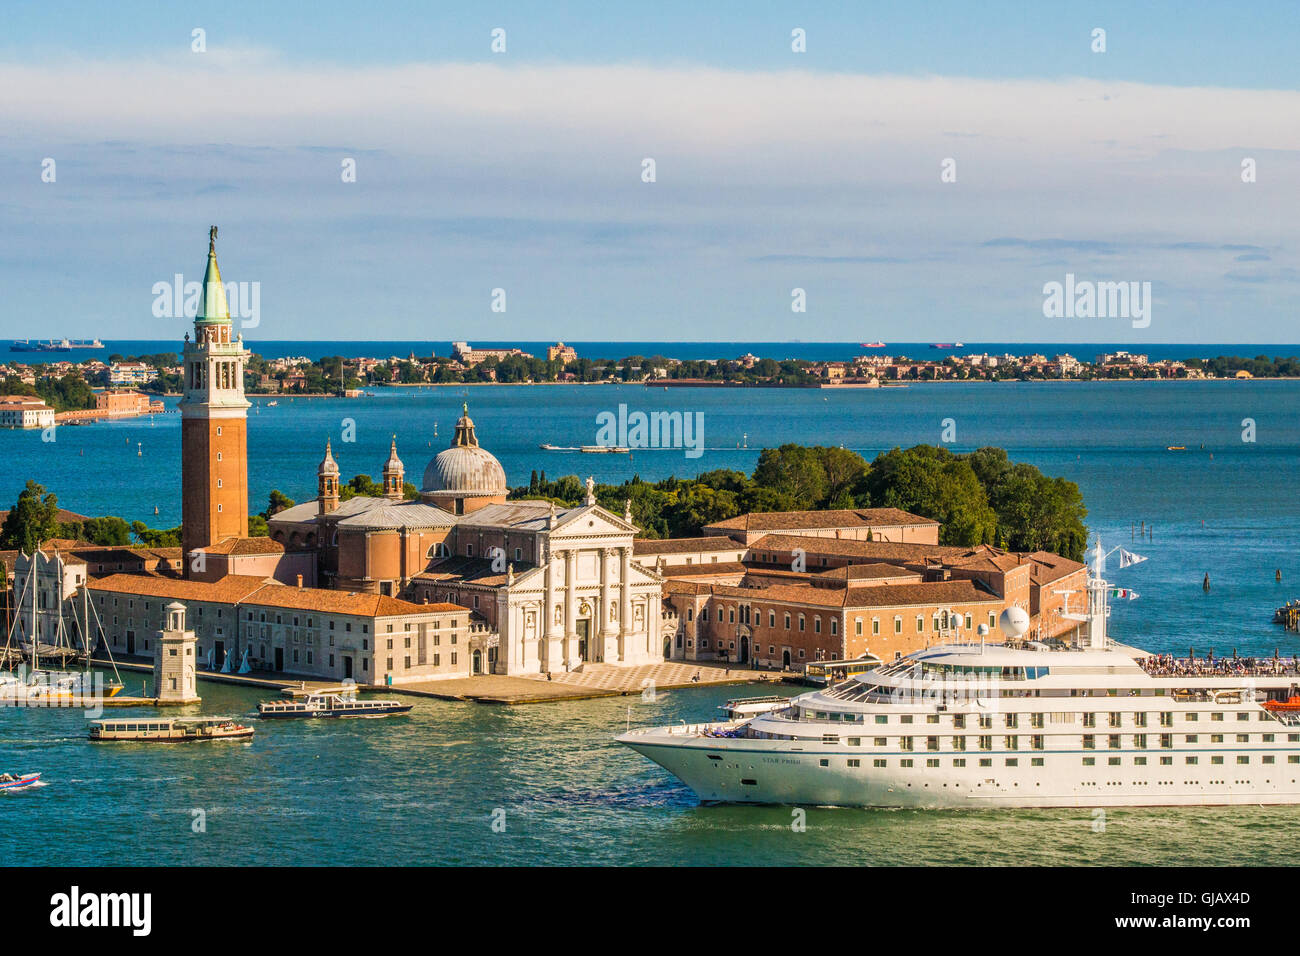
[861, 446, 997, 546]
[752, 444, 829, 508]
[265, 489, 295, 517]
[0, 481, 61, 551]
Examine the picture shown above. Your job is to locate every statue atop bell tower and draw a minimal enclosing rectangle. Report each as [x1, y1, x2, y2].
[179, 225, 250, 573]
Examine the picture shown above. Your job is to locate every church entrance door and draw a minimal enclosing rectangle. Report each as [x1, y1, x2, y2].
[577, 619, 590, 662]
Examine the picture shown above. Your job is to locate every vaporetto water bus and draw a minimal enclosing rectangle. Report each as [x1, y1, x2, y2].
[618, 541, 1300, 808]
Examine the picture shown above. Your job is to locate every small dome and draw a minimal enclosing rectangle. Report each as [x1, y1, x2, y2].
[420, 405, 506, 497]
[383, 436, 403, 475]
[318, 438, 339, 476]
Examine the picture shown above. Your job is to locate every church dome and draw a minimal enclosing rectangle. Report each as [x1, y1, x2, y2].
[420, 405, 507, 498]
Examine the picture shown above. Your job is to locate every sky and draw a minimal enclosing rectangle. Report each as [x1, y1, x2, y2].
[1, 1, 1298, 343]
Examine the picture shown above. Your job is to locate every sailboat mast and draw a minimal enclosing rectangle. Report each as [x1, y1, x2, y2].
[31, 548, 38, 674]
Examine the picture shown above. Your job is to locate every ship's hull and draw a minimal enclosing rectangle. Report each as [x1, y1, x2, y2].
[619, 728, 1300, 809]
[0, 773, 41, 791]
[259, 703, 412, 719]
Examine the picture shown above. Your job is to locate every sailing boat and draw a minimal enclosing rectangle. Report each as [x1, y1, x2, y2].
[1, 547, 124, 701]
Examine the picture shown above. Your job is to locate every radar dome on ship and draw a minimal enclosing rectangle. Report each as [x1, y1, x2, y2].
[999, 606, 1030, 637]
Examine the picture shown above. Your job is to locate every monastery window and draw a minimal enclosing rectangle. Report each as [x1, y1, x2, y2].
[814, 618, 821, 634]
[386, 639, 393, 650]
[871, 618, 879, 636]
[450, 652, 457, 666]
[893, 616, 901, 635]
[964, 614, 972, 629]
[728, 609, 735, 624]
[466, 544, 473, 556]
[784, 614, 791, 630]
[830, 619, 837, 635]
[988, 612, 996, 630]
[515, 548, 522, 561]
[386, 657, 393, 671]
[716, 608, 723, 623]
[798, 649, 805, 659]
[769, 611, 776, 627]
[916, 616, 924, 633]
[686, 608, 693, 622]
[798, 615, 805, 632]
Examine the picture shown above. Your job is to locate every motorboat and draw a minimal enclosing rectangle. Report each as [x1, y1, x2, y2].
[0, 772, 41, 791]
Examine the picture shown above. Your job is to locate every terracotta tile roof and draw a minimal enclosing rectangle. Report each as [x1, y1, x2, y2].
[249, 585, 451, 618]
[413, 555, 535, 588]
[813, 562, 920, 582]
[1023, 551, 1087, 585]
[666, 578, 1000, 610]
[633, 537, 742, 555]
[88, 573, 270, 604]
[705, 508, 939, 533]
[87, 572, 468, 618]
[0, 507, 91, 525]
[203, 536, 287, 556]
[748, 533, 964, 562]
[658, 562, 748, 578]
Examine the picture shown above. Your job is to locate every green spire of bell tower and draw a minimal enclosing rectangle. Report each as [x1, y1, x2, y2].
[198, 225, 230, 324]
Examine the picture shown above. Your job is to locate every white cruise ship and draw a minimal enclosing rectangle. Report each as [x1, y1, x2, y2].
[619, 542, 1300, 808]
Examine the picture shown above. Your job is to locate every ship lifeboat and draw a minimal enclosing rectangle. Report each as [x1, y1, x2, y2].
[1264, 696, 1300, 712]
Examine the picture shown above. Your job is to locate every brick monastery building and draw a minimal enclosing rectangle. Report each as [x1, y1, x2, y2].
[6, 228, 1086, 686]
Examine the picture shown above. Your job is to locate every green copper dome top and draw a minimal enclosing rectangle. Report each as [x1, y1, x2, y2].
[197, 225, 230, 324]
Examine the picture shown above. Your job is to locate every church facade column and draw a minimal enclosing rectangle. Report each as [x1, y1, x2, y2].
[564, 548, 578, 668]
[543, 544, 558, 672]
[619, 546, 632, 662]
[599, 547, 618, 662]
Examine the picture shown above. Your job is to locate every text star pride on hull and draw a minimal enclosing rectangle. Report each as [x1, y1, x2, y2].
[619, 540, 1300, 809]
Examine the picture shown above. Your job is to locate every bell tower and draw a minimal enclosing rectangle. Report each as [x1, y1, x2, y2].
[179, 225, 250, 571]
[382, 436, 404, 500]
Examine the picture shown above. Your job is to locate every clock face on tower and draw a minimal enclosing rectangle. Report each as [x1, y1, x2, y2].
[179, 226, 250, 569]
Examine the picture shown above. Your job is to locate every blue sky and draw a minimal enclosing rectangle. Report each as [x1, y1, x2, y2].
[2, 1, 1297, 342]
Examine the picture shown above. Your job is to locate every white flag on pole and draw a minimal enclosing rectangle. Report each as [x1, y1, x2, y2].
[1119, 548, 1148, 568]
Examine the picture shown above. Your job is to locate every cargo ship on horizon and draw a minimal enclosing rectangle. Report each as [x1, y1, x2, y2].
[9, 338, 104, 352]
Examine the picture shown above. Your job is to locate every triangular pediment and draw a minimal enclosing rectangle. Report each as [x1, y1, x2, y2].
[548, 504, 638, 538]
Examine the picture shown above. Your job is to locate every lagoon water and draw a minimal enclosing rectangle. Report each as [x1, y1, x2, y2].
[3, 379, 1300, 864]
